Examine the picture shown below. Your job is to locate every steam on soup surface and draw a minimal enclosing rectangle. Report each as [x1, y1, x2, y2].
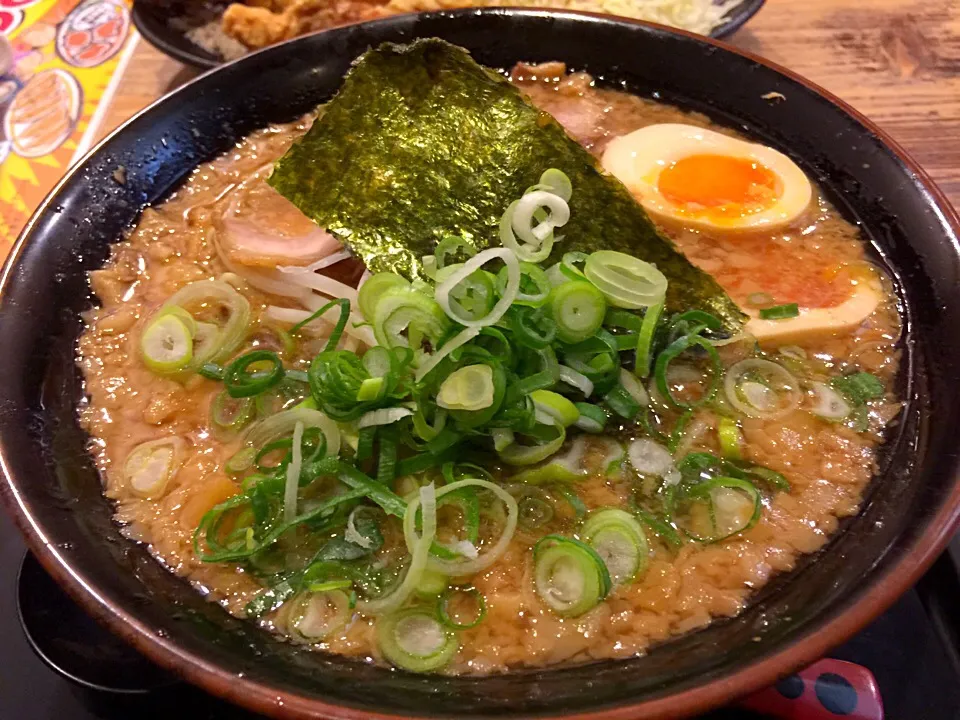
[78, 52, 901, 674]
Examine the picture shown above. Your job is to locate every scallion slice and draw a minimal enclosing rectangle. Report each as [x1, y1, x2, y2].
[404, 479, 518, 577]
[358, 272, 410, 322]
[584, 250, 668, 309]
[160, 279, 251, 370]
[437, 364, 495, 412]
[438, 587, 487, 629]
[573, 402, 607, 433]
[759, 303, 800, 320]
[376, 608, 458, 673]
[211, 390, 254, 437]
[558, 365, 594, 397]
[635, 301, 663, 379]
[140, 312, 194, 375]
[538, 168, 573, 202]
[287, 588, 353, 643]
[580, 508, 650, 586]
[717, 417, 743, 460]
[499, 261, 551, 307]
[531, 390, 580, 428]
[723, 358, 801, 420]
[436, 247, 520, 328]
[674, 477, 762, 543]
[548, 280, 607, 344]
[223, 350, 285, 398]
[497, 422, 566, 466]
[654, 334, 722, 410]
[533, 535, 611, 617]
[123, 436, 185, 499]
[415, 569, 449, 598]
[373, 287, 451, 353]
[809, 381, 852, 421]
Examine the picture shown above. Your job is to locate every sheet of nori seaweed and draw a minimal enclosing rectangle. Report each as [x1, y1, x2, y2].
[268, 39, 746, 330]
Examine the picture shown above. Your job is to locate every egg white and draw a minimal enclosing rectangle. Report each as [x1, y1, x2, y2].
[601, 123, 812, 232]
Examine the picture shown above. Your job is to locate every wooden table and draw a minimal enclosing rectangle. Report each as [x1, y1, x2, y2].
[100, 0, 960, 207]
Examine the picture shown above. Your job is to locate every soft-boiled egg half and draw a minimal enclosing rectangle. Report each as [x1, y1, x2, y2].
[602, 124, 813, 232]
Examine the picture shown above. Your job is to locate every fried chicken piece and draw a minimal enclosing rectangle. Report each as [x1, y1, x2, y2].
[222, 3, 294, 48]
[222, 0, 389, 50]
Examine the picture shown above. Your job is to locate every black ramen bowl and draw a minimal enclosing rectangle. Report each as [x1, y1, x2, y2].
[1, 9, 959, 720]
[131, 0, 766, 69]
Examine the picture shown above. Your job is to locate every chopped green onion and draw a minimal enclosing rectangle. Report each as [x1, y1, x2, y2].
[584, 250, 668, 309]
[759, 303, 800, 320]
[635, 301, 663, 378]
[438, 587, 487, 629]
[357, 407, 413, 429]
[210, 390, 254, 437]
[223, 350, 285, 398]
[376, 608, 458, 673]
[499, 261, 551, 307]
[497, 422, 566, 466]
[287, 588, 353, 642]
[415, 326, 481, 382]
[509, 305, 557, 349]
[436, 247, 519, 328]
[440, 266, 497, 323]
[437, 364, 495, 412]
[619, 368, 649, 408]
[573, 402, 607, 433]
[509, 485, 556, 528]
[581, 508, 650, 586]
[533, 534, 611, 617]
[538, 168, 573, 202]
[674, 476, 762, 543]
[123, 436, 185, 499]
[405, 479, 518, 577]
[560, 251, 588, 281]
[604, 308, 643, 332]
[627, 438, 675, 477]
[432, 236, 477, 276]
[558, 365, 594, 396]
[415, 569, 449, 598]
[358, 273, 409, 322]
[723, 358, 801, 419]
[356, 377, 385, 402]
[717, 417, 743, 460]
[604, 383, 641, 420]
[159, 279, 251, 371]
[224, 446, 256, 475]
[531, 390, 580, 428]
[634, 507, 683, 548]
[810, 381, 852, 421]
[500, 191, 570, 263]
[289, 299, 351, 351]
[548, 280, 607, 344]
[374, 287, 450, 353]
[140, 312, 193, 375]
[654, 334, 722, 410]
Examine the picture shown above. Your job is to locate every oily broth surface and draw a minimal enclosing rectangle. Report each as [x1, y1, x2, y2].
[78, 68, 901, 672]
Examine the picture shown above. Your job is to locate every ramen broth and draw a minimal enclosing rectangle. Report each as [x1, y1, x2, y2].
[78, 64, 901, 672]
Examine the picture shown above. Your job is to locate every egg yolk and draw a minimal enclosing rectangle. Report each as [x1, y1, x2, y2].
[657, 154, 781, 220]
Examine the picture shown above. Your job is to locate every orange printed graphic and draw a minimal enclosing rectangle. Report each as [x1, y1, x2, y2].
[0, 0, 135, 248]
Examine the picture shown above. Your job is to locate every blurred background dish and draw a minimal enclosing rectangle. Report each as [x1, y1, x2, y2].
[132, 0, 765, 68]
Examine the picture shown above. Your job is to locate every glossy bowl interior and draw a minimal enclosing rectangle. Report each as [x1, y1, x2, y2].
[1, 10, 959, 720]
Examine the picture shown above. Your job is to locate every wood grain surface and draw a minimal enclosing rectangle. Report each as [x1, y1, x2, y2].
[98, 0, 960, 208]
